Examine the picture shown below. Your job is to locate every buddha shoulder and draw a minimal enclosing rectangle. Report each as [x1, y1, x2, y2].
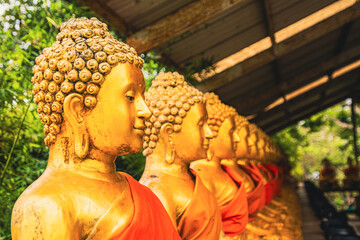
[12, 189, 76, 240]
[140, 177, 177, 224]
[140, 176, 176, 208]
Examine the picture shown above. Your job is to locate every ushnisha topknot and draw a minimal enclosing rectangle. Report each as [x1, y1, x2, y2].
[248, 123, 259, 139]
[204, 92, 237, 137]
[143, 72, 205, 157]
[31, 17, 143, 146]
[234, 114, 249, 130]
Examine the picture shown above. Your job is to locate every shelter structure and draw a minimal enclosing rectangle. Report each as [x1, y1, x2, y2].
[83, 0, 360, 134]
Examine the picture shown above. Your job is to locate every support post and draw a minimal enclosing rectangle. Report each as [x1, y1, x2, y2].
[351, 99, 359, 166]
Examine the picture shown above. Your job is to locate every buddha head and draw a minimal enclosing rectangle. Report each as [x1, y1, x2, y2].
[143, 72, 212, 164]
[204, 92, 239, 160]
[267, 138, 279, 163]
[321, 158, 331, 168]
[31, 17, 150, 159]
[247, 124, 259, 161]
[234, 114, 251, 160]
[256, 129, 266, 161]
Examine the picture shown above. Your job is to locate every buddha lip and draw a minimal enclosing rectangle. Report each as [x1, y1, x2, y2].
[133, 126, 145, 130]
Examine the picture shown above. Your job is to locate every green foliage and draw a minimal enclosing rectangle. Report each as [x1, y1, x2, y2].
[0, 1, 95, 237]
[273, 100, 359, 182]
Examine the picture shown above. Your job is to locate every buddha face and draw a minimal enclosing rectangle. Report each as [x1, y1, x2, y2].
[248, 132, 258, 159]
[173, 102, 212, 163]
[257, 138, 265, 160]
[235, 125, 250, 159]
[210, 116, 238, 159]
[85, 63, 151, 156]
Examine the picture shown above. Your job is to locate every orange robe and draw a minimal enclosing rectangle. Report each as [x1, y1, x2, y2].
[241, 163, 266, 221]
[86, 173, 181, 240]
[345, 165, 359, 178]
[250, 163, 266, 211]
[257, 164, 273, 204]
[221, 165, 249, 237]
[320, 166, 336, 179]
[265, 164, 282, 197]
[177, 170, 222, 240]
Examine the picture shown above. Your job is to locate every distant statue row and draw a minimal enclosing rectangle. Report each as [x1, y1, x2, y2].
[11, 17, 301, 240]
[319, 157, 359, 190]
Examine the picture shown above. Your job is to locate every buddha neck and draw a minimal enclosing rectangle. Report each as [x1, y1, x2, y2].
[47, 135, 119, 181]
[193, 155, 227, 174]
[237, 159, 250, 166]
[221, 159, 236, 166]
[143, 152, 192, 180]
[209, 154, 223, 166]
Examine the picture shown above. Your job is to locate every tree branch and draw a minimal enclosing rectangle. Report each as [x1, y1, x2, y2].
[331, 116, 360, 132]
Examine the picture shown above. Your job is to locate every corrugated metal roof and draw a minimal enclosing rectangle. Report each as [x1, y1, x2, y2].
[270, 0, 337, 31]
[159, 1, 266, 65]
[82, 0, 360, 134]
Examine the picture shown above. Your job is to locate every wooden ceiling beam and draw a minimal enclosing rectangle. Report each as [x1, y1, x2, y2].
[229, 44, 360, 114]
[198, 2, 360, 92]
[255, 77, 358, 127]
[253, 67, 360, 127]
[317, 22, 353, 112]
[266, 92, 350, 135]
[261, 0, 291, 123]
[80, 0, 132, 36]
[126, 0, 250, 53]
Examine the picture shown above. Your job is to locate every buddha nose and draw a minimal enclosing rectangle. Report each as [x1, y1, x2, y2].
[137, 97, 151, 120]
[204, 123, 214, 139]
[233, 131, 240, 143]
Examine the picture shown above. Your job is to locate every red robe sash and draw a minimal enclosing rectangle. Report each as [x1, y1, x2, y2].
[241, 164, 265, 221]
[345, 166, 359, 177]
[257, 164, 274, 204]
[265, 164, 283, 197]
[177, 170, 222, 240]
[221, 165, 249, 237]
[250, 163, 266, 210]
[276, 167, 284, 196]
[87, 173, 181, 240]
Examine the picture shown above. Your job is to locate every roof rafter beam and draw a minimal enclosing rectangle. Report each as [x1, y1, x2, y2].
[261, 0, 291, 122]
[266, 92, 350, 135]
[127, 0, 250, 53]
[80, 0, 132, 36]
[229, 44, 360, 114]
[253, 67, 360, 127]
[198, 2, 360, 92]
[317, 22, 353, 112]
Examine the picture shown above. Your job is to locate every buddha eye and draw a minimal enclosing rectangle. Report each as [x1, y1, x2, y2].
[125, 91, 135, 102]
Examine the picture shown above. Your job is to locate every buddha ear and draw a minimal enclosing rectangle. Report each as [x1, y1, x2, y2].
[206, 140, 214, 161]
[63, 93, 89, 159]
[160, 123, 175, 164]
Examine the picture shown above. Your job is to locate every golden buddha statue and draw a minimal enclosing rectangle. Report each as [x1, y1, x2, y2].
[219, 115, 278, 238]
[221, 115, 261, 218]
[139, 72, 223, 239]
[190, 93, 248, 239]
[247, 126, 302, 240]
[11, 17, 181, 240]
[319, 158, 339, 190]
[343, 156, 360, 188]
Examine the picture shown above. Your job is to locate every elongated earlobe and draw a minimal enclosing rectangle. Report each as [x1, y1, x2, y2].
[165, 133, 175, 164]
[206, 149, 213, 161]
[63, 93, 90, 159]
[75, 132, 89, 159]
